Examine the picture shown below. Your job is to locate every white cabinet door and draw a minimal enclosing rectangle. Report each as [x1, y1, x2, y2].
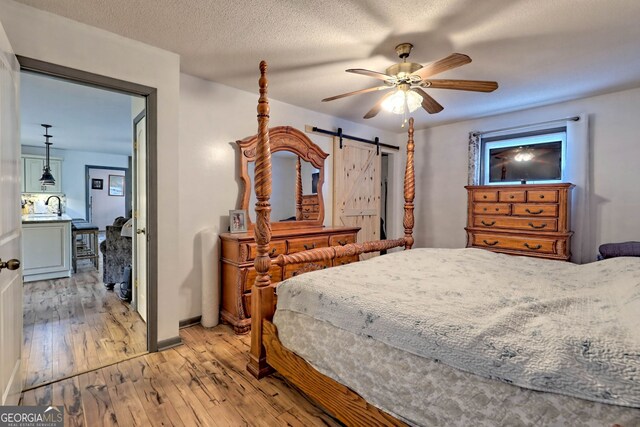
[22, 221, 71, 282]
[47, 158, 62, 193]
[23, 156, 44, 193]
[22, 156, 62, 193]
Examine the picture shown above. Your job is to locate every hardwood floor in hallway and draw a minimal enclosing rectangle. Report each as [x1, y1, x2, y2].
[20, 324, 340, 427]
[23, 263, 147, 389]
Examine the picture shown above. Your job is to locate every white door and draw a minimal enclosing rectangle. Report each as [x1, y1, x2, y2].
[0, 23, 23, 405]
[133, 112, 147, 322]
[333, 137, 381, 260]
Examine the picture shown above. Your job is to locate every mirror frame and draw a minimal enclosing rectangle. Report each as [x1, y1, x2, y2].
[237, 126, 329, 230]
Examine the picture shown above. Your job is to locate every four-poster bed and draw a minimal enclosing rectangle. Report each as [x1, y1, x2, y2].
[244, 61, 640, 426]
[247, 60, 415, 425]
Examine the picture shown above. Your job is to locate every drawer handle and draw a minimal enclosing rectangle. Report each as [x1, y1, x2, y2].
[303, 207, 311, 212]
[337, 239, 347, 246]
[483, 208, 487, 211]
[269, 248, 277, 256]
[509, 195, 515, 199]
[483, 195, 487, 199]
[539, 195, 545, 199]
[524, 243, 542, 250]
[528, 223, 547, 229]
[481, 220, 496, 227]
[483, 239, 499, 246]
[303, 243, 316, 250]
[525, 208, 543, 215]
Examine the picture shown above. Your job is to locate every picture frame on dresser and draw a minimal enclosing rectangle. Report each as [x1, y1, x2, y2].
[229, 209, 247, 233]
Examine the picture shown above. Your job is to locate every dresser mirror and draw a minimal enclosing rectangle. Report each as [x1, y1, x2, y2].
[237, 126, 328, 230]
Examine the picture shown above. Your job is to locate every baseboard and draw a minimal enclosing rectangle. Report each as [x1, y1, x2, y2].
[157, 336, 182, 351]
[179, 315, 202, 329]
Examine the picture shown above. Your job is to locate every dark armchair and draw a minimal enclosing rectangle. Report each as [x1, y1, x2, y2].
[99, 216, 132, 288]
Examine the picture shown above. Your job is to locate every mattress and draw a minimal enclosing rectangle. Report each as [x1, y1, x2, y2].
[273, 248, 640, 426]
[274, 310, 640, 426]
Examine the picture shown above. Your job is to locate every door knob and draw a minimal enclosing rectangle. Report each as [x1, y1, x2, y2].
[136, 228, 146, 235]
[0, 258, 20, 272]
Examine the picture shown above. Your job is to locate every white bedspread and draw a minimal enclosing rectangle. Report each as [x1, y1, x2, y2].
[275, 248, 640, 408]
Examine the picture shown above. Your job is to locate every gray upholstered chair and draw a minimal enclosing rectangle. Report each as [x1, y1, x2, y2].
[99, 216, 132, 289]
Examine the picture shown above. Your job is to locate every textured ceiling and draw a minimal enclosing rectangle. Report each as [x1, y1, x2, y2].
[14, 0, 640, 132]
[21, 71, 134, 155]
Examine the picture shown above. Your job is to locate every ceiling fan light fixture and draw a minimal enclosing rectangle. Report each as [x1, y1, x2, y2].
[323, 44, 497, 120]
[382, 89, 422, 114]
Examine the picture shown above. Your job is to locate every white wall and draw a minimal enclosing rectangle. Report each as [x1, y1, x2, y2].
[1, 0, 181, 342]
[178, 73, 402, 320]
[413, 86, 640, 258]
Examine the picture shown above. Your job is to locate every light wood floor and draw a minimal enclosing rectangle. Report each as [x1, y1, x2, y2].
[21, 324, 340, 427]
[23, 262, 147, 389]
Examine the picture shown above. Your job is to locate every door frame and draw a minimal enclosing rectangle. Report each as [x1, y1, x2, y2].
[85, 165, 130, 225]
[18, 56, 159, 352]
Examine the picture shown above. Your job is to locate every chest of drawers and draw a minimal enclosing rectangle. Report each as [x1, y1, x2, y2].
[220, 226, 360, 333]
[300, 195, 320, 221]
[465, 183, 574, 260]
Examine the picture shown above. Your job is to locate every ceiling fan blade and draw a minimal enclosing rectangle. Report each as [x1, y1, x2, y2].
[346, 68, 395, 82]
[322, 85, 393, 102]
[424, 79, 498, 92]
[363, 91, 396, 119]
[411, 53, 471, 80]
[412, 88, 444, 114]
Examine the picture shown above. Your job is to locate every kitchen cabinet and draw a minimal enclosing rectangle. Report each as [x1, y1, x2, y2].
[22, 215, 72, 282]
[22, 155, 63, 194]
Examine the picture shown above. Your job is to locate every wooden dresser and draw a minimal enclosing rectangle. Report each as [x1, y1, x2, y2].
[465, 183, 574, 260]
[220, 226, 359, 333]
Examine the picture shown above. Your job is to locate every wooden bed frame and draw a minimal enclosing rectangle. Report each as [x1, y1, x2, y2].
[246, 61, 414, 426]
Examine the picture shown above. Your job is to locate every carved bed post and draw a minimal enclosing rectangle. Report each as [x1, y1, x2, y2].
[403, 118, 415, 249]
[295, 156, 303, 221]
[248, 61, 275, 379]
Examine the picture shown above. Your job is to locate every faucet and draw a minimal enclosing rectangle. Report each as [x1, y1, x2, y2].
[45, 195, 62, 216]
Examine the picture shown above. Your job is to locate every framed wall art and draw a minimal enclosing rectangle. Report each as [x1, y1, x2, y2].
[91, 178, 103, 190]
[109, 175, 125, 196]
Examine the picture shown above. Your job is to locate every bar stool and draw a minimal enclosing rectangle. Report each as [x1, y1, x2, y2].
[71, 220, 99, 273]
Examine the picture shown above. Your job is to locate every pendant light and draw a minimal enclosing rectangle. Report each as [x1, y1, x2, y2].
[39, 124, 56, 186]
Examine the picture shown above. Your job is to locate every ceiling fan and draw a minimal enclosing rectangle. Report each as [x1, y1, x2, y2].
[322, 43, 498, 119]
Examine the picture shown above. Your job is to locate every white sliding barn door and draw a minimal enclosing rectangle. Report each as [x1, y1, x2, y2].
[333, 138, 381, 260]
[0, 23, 23, 405]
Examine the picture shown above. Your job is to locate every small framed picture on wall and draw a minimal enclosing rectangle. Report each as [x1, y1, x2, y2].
[91, 178, 104, 190]
[229, 210, 248, 233]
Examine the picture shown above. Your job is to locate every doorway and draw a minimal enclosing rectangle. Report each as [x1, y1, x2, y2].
[86, 166, 130, 231]
[17, 57, 157, 390]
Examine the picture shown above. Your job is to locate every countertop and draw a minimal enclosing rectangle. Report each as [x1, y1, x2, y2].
[22, 214, 73, 223]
